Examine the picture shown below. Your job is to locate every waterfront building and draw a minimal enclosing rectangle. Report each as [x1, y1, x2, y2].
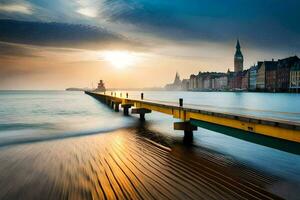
[166, 54, 299, 93]
[214, 75, 228, 90]
[256, 62, 266, 91]
[189, 74, 197, 90]
[196, 72, 204, 90]
[203, 75, 212, 89]
[277, 56, 299, 92]
[249, 65, 258, 91]
[211, 78, 216, 89]
[241, 70, 249, 90]
[265, 61, 278, 92]
[228, 71, 243, 90]
[181, 79, 190, 91]
[234, 39, 244, 72]
[290, 61, 300, 93]
[227, 70, 235, 89]
[234, 72, 243, 89]
[256, 57, 299, 92]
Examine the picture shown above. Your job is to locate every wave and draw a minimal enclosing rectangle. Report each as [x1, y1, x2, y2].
[0, 122, 140, 148]
[0, 122, 54, 131]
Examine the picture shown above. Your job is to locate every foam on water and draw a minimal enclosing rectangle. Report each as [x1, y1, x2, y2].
[0, 91, 136, 146]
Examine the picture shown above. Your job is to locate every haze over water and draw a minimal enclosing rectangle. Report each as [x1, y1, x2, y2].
[0, 90, 300, 199]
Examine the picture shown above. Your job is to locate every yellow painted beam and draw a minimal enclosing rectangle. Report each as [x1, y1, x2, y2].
[186, 112, 300, 143]
[86, 92, 300, 143]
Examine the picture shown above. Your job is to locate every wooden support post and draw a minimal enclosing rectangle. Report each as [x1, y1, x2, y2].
[110, 101, 114, 109]
[121, 104, 133, 116]
[179, 98, 183, 107]
[124, 107, 129, 116]
[132, 108, 151, 121]
[114, 102, 120, 112]
[174, 121, 197, 143]
[107, 99, 111, 106]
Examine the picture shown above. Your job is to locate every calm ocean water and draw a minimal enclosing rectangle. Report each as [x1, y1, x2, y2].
[112, 91, 300, 122]
[0, 90, 300, 185]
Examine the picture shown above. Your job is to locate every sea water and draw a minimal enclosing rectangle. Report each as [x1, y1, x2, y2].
[1, 90, 300, 184]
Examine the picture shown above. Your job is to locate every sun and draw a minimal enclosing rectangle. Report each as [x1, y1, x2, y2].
[101, 51, 139, 69]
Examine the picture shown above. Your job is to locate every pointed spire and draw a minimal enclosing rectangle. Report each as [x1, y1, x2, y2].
[174, 71, 181, 85]
[175, 71, 179, 80]
[234, 38, 243, 58]
[236, 39, 241, 49]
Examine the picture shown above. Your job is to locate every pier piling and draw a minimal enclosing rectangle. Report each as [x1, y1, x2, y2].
[179, 98, 183, 107]
[121, 104, 133, 116]
[174, 121, 197, 142]
[114, 103, 120, 112]
[110, 101, 114, 109]
[132, 108, 151, 121]
[106, 99, 111, 106]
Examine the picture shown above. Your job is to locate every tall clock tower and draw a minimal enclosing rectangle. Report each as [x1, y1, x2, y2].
[234, 39, 244, 72]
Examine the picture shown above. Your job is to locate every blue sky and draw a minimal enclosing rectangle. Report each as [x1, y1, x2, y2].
[0, 0, 299, 89]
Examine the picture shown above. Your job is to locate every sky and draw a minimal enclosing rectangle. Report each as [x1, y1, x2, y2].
[0, 0, 299, 89]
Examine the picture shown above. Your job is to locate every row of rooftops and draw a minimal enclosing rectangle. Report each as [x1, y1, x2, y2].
[291, 61, 300, 71]
[189, 56, 300, 79]
[256, 56, 300, 72]
[168, 56, 300, 89]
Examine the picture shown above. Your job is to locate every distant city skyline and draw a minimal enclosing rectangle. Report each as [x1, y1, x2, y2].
[0, 1, 300, 89]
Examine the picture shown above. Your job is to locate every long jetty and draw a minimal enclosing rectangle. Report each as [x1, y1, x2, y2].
[85, 91, 300, 144]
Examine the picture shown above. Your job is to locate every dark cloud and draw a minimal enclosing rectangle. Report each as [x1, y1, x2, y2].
[103, 0, 300, 52]
[0, 19, 141, 50]
[0, 42, 40, 58]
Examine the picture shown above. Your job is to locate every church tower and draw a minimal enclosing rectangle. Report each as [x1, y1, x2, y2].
[173, 72, 181, 86]
[234, 39, 244, 72]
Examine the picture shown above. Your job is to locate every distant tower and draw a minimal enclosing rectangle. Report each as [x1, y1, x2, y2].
[174, 72, 181, 86]
[94, 80, 106, 92]
[234, 39, 244, 72]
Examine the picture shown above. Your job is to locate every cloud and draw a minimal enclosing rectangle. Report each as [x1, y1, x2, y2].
[76, 7, 98, 18]
[0, 0, 108, 25]
[76, 0, 101, 18]
[0, 19, 142, 50]
[102, 0, 300, 53]
[1, 0, 299, 54]
[0, 3, 32, 15]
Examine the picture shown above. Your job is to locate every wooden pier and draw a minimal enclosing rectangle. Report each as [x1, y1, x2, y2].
[85, 91, 300, 144]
